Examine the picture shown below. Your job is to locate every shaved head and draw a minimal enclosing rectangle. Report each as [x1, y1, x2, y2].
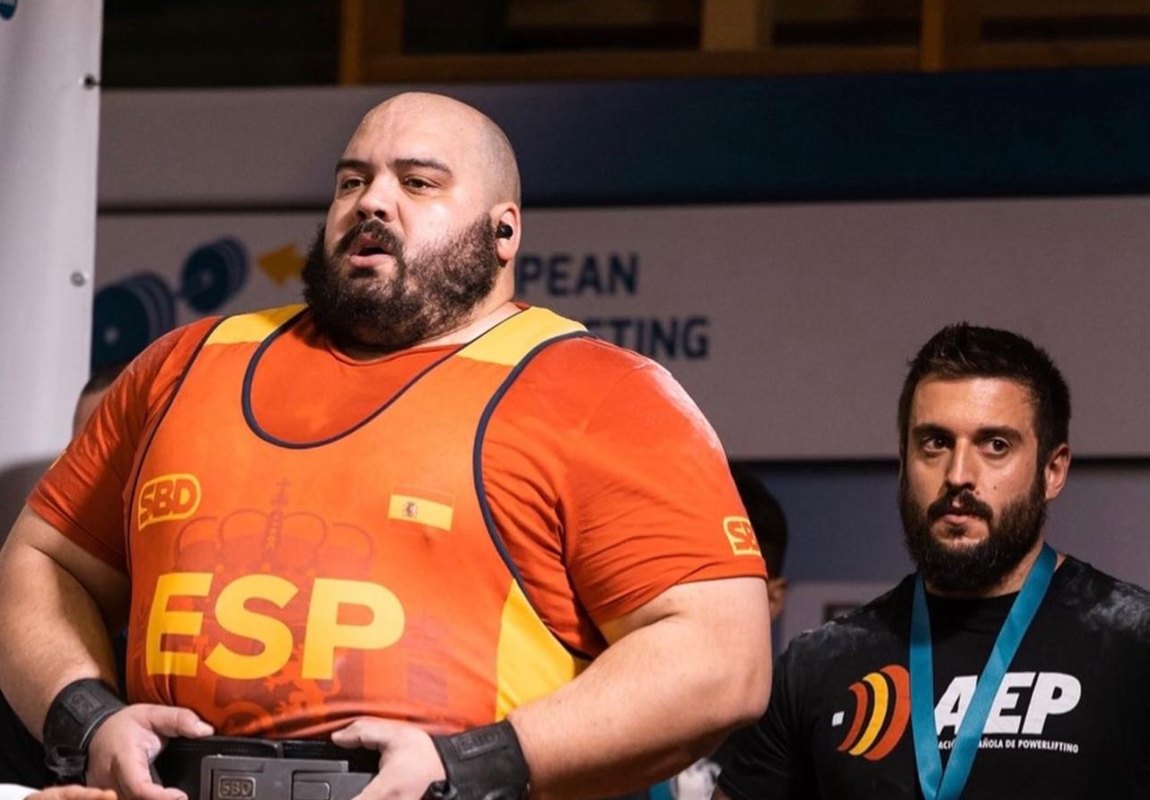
[360, 92, 520, 205]
[313, 91, 523, 355]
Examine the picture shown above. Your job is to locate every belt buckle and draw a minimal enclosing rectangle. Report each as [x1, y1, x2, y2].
[200, 755, 373, 800]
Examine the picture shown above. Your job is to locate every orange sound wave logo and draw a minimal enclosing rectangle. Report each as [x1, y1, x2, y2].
[836, 665, 910, 761]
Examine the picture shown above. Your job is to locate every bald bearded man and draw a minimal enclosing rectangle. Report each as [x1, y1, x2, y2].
[0, 93, 772, 800]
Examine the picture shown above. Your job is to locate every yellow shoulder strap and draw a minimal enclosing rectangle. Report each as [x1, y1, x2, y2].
[458, 307, 586, 366]
[203, 304, 305, 346]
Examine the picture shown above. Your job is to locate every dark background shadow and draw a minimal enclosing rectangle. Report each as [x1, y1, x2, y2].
[0, 459, 52, 546]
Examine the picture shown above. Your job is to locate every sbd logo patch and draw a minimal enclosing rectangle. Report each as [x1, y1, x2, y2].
[138, 473, 201, 529]
[723, 516, 761, 556]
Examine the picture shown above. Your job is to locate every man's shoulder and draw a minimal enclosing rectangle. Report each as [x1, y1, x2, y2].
[198, 304, 305, 345]
[521, 330, 688, 403]
[1055, 555, 1150, 639]
[536, 329, 658, 374]
[154, 314, 225, 350]
[124, 315, 225, 386]
[783, 576, 914, 663]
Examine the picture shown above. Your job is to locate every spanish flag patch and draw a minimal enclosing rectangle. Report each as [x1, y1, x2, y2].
[388, 486, 456, 532]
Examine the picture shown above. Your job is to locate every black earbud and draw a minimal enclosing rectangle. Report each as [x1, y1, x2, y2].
[496, 223, 514, 239]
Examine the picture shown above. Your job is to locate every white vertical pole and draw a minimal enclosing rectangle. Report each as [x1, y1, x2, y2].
[0, 0, 104, 532]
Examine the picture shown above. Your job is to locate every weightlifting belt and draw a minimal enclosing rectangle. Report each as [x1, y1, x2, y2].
[154, 737, 379, 800]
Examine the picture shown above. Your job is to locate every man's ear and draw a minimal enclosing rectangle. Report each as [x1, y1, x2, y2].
[767, 577, 788, 623]
[1043, 443, 1071, 501]
[492, 204, 521, 264]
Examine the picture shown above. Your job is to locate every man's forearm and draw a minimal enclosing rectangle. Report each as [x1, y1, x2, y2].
[0, 508, 126, 736]
[508, 577, 772, 800]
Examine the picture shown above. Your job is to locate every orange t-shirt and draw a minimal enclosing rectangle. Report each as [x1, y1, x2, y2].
[31, 305, 765, 728]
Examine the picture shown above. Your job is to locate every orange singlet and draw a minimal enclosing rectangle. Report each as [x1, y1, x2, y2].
[31, 303, 767, 740]
[126, 306, 587, 737]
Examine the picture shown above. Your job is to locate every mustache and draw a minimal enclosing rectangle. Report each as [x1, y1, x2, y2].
[334, 218, 403, 258]
[927, 488, 993, 522]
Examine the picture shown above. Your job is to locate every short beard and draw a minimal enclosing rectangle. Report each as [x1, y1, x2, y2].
[302, 215, 502, 355]
[898, 471, 1047, 594]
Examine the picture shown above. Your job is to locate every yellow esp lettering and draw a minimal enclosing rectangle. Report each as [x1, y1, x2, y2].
[302, 578, 404, 680]
[146, 572, 212, 677]
[204, 575, 298, 680]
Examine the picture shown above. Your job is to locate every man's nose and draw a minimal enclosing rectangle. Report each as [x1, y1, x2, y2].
[944, 443, 977, 491]
[355, 177, 397, 222]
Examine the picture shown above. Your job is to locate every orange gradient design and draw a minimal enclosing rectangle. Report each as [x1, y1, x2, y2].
[836, 664, 911, 761]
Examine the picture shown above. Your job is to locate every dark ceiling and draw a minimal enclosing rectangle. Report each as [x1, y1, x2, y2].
[102, 0, 341, 88]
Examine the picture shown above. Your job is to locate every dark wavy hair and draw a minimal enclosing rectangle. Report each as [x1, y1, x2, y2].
[729, 462, 787, 577]
[897, 323, 1071, 465]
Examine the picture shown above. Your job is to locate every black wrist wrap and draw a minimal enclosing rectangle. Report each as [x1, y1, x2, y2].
[428, 720, 530, 800]
[42, 678, 126, 783]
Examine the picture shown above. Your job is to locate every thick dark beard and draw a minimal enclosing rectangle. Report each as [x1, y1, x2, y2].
[898, 471, 1047, 594]
[302, 215, 502, 355]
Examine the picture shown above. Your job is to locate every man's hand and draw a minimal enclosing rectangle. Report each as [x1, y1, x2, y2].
[85, 704, 213, 800]
[29, 788, 117, 800]
[332, 718, 446, 800]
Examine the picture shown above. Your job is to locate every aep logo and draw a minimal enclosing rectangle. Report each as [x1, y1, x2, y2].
[0, 1, 17, 22]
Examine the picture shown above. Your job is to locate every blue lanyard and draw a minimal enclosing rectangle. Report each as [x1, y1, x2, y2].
[909, 543, 1056, 800]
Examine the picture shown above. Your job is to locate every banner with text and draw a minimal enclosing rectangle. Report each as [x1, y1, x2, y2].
[95, 196, 1150, 459]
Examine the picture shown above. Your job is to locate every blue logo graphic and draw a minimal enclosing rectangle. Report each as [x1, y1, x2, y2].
[180, 236, 248, 312]
[93, 237, 249, 370]
[0, 1, 17, 21]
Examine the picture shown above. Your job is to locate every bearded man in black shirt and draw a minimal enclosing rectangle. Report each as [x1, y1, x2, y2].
[716, 323, 1150, 800]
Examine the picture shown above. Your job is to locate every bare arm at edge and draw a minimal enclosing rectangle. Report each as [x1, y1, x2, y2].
[0, 506, 129, 735]
[509, 575, 772, 800]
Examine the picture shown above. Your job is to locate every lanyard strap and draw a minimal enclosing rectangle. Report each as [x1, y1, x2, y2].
[910, 543, 1056, 800]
